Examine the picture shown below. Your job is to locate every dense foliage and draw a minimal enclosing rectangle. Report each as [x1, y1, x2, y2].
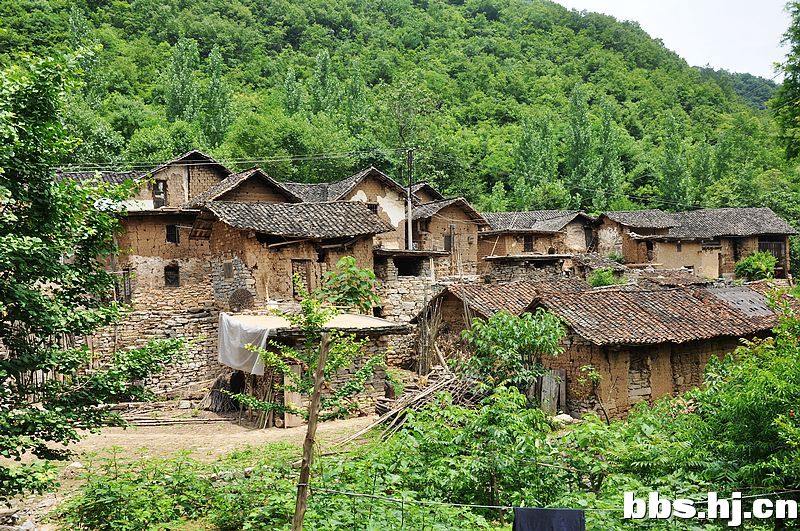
[734, 250, 778, 281]
[0, 1, 795, 213]
[587, 267, 625, 287]
[462, 309, 565, 391]
[63, 300, 800, 529]
[0, 54, 183, 499]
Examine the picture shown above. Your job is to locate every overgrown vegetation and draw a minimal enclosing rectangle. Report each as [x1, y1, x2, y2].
[0, 54, 183, 500]
[462, 309, 565, 392]
[734, 250, 778, 281]
[61, 299, 800, 529]
[587, 267, 626, 287]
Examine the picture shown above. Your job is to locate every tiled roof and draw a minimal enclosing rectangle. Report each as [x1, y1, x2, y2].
[54, 170, 142, 185]
[411, 182, 445, 201]
[204, 201, 393, 239]
[662, 208, 797, 239]
[412, 198, 487, 224]
[185, 167, 301, 208]
[538, 286, 777, 345]
[441, 278, 590, 318]
[603, 209, 675, 229]
[281, 182, 331, 202]
[605, 207, 797, 238]
[481, 210, 589, 233]
[282, 166, 407, 203]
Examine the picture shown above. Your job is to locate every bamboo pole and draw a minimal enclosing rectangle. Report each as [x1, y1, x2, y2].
[291, 332, 330, 531]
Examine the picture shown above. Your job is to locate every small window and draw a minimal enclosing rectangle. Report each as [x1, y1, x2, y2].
[443, 235, 453, 252]
[166, 224, 180, 244]
[676, 241, 682, 252]
[394, 257, 424, 276]
[523, 235, 535, 253]
[222, 261, 234, 279]
[417, 219, 430, 233]
[153, 180, 167, 208]
[366, 202, 379, 214]
[164, 264, 180, 287]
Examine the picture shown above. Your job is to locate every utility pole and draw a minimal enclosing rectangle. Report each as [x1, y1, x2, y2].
[291, 332, 331, 531]
[405, 148, 414, 251]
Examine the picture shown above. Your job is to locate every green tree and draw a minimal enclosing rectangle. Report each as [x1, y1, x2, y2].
[165, 38, 200, 123]
[202, 46, 232, 147]
[656, 114, 689, 210]
[772, 0, 800, 158]
[309, 49, 337, 113]
[462, 310, 565, 391]
[511, 114, 558, 210]
[565, 84, 595, 206]
[283, 67, 303, 115]
[0, 55, 182, 499]
[592, 103, 624, 211]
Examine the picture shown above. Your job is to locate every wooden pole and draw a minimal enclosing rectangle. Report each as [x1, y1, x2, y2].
[291, 332, 330, 531]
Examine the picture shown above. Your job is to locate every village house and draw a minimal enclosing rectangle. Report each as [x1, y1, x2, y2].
[419, 277, 790, 418]
[476, 210, 595, 279]
[596, 208, 797, 279]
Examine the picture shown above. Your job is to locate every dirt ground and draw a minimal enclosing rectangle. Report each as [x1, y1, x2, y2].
[7, 415, 375, 529]
[70, 414, 375, 461]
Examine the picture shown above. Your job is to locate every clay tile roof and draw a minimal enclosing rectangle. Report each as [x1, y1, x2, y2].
[54, 170, 142, 185]
[603, 209, 675, 229]
[282, 166, 407, 203]
[185, 167, 301, 208]
[481, 210, 590, 233]
[538, 285, 778, 345]
[663, 208, 797, 239]
[204, 201, 393, 239]
[443, 278, 590, 318]
[412, 198, 488, 224]
[411, 182, 446, 201]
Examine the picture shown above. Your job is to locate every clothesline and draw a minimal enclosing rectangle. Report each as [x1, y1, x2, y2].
[298, 484, 800, 513]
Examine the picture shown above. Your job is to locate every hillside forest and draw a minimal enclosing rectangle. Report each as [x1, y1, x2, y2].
[1, 0, 798, 258]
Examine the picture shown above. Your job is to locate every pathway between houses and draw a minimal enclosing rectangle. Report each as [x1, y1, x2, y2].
[70, 414, 375, 461]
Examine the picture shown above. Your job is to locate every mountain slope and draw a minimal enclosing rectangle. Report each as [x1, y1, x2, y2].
[0, 0, 792, 219]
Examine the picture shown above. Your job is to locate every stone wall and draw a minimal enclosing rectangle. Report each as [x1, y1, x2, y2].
[480, 259, 565, 282]
[541, 335, 745, 419]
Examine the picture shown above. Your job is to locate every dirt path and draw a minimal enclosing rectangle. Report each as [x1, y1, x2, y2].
[70, 414, 375, 461]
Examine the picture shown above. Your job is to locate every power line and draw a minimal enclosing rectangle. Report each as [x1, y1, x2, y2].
[54, 147, 407, 172]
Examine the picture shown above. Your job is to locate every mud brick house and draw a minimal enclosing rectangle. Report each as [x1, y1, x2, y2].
[477, 210, 595, 279]
[597, 208, 797, 279]
[283, 167, 409, 250]
[189, 201, 391, 304]
[409, 197, 488, 277]
[420, 278, 788, 419]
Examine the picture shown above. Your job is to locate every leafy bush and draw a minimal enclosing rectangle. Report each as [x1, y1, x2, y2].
[734, 250, 778, 280]
[606, 252, 625, 264]
[462, 309, 565, 390]
[587, 268, 624, 287]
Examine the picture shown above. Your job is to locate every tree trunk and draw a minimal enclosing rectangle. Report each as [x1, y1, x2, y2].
[291, 332, 330, 531]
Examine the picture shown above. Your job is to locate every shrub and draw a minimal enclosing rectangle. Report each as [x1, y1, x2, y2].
[734, 250, 778, 280]
[462, 309, 565, 390]
[587, 267, 624, 287]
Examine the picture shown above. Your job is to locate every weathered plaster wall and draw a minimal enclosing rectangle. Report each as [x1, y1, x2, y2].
[345, 177, 407, 250]
[207, 221, 375, 303]
[653, 241, 720, 278]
